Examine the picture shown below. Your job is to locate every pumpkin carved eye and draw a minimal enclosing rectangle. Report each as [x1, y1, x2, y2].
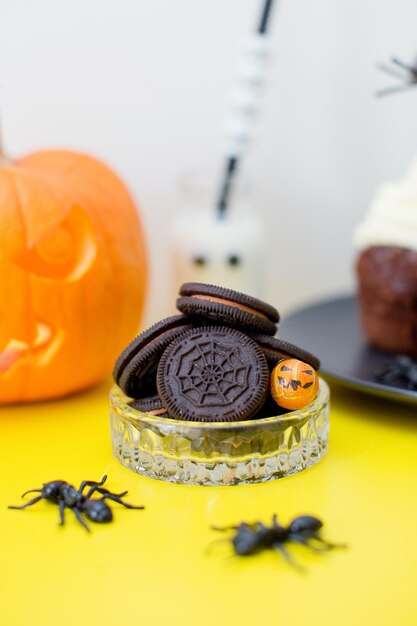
[36, 226, 75, 265]
[16, 204, 97, 281]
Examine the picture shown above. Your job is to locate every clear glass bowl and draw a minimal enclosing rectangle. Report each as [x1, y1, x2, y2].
[109, 379, 330, 487]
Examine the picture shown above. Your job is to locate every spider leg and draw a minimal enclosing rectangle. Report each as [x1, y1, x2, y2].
[291, 536, 330, 552]
[90, 487, 129, 498]
[58, 500, 66, 526]
[100, 494, 144, 509]
[8, 495, 43, 510]
[205, 537, 235, 555]
[377, 369, 400, 383]
[72, 507, 91, 532]
[79, 475, 107, 497]
[273, 542, 304, 572]
[211, 524, 239, 532]
[21, 488, 42, 497]
[310, 536, 347, 550]
[294, 534, 347, 551]
[377, 62, 408, 80]
[406, 378, 417, 390]
[376, 83, 417, 97]
[391, 57, 417, 74]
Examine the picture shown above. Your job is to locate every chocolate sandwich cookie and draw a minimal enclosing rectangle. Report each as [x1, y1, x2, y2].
[128, 395, 168, 417]
[251, 394, 288, 420]
[176, 282, 279, 336]
[250, 334, 320, 371]
[156, 325, 269, 422]
[113, 314, 190, 384]
[115, 315, 192, 398]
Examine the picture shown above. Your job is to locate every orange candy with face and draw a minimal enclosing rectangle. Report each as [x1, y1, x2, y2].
[270, 358, 318, 410]
[0, 149, 148, 404]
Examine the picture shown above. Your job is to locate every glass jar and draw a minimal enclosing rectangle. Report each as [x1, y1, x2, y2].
[169, 171, 267, 301]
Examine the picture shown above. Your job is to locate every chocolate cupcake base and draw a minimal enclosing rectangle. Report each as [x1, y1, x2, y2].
[356, 246, 417, 355]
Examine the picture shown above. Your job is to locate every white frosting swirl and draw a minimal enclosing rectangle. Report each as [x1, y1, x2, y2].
[354, 158, 417, 252]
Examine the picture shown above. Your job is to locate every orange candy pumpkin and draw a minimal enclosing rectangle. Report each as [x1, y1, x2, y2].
[270, 358, 318, 410]
[0, 149, 147, 403]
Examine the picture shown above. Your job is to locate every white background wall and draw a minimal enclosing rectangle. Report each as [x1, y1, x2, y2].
[1, 0, 417, 326]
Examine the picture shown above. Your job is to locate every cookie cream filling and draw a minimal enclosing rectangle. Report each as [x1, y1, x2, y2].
[191, 293, 269, 320]
[354, 158, 417, 253]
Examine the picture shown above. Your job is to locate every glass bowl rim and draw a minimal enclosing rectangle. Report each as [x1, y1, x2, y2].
[109, 377, 329, 431]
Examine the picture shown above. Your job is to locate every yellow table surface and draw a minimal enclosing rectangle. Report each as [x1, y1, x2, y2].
[1, 377, 417, 626]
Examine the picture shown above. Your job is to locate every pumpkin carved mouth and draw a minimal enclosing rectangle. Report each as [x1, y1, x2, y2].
[0, 322, 63, 374]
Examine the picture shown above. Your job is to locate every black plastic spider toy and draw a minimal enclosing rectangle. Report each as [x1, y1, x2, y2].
[8, 475, 144, 532]
[212, 514, 345, 568]
[375, 355, 417, 390]
[377, 56, 417, 97]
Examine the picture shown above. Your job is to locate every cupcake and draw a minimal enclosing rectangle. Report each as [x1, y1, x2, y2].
[354, 160, 417, 355]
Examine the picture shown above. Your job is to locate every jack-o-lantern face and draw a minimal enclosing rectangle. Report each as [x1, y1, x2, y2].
[1, 204, 96, 375]
[0, 150, 147, 403]
[270, 358, 318, 410]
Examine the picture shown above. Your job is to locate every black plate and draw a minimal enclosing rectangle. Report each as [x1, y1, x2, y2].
[280, 295, 417, 405]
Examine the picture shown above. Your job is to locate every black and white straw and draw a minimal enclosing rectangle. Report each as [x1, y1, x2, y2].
[216, 0, 277, 217]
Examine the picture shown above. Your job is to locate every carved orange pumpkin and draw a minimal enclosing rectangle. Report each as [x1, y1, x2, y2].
[0, 149, 147, 403]
[270, 358, 318, 410]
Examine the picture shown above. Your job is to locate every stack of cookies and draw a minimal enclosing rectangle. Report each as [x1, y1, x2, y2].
[113, 283, 320, 422]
